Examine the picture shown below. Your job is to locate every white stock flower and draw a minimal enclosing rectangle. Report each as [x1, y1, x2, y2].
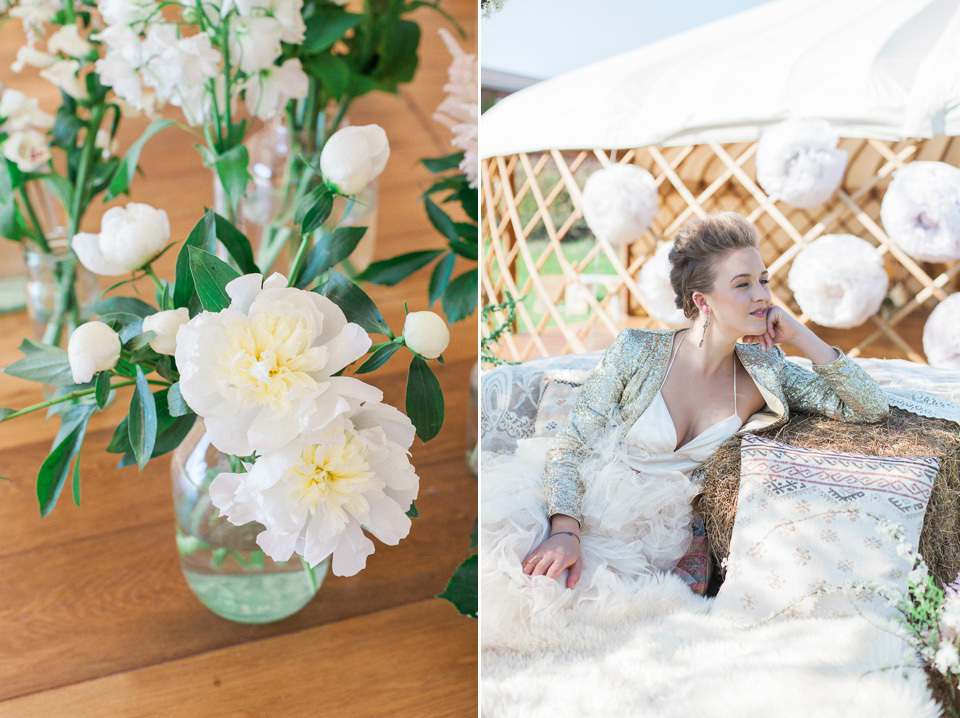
[40, 59, 87, 99]
[47, 24, 93, 58]
[2, 129, 51, 171]
[934, 642, 960, 675]
[95, 26, 148, 109]
[99, 0, 158, 27]
[175, 273, 373, 456]
[221, 0, 305, 42]
[10, 0, 63, 43]
[434, 29, 478, 189]
[229, 16, 283, 74]
[68, 321, 122, 384]
[209, 396, 419, 576]
[241, 58, 308, 120]
[12, 46, 56, 73]
[402, 311, 450, 359]
[141, 308, 189, 355]
[141, 26, 220, 126]
[73, 203, 170, 276]
[319, 125, 390, 195]
[0, 89, 54, 131]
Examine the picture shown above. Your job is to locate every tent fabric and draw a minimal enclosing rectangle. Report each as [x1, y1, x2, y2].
[479, 0, 960, 159]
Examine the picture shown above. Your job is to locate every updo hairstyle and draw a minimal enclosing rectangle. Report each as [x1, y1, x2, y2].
[668, 212, 760, 320]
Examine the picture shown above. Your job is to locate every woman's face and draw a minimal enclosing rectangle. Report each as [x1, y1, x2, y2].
[693, 247, 772, 337]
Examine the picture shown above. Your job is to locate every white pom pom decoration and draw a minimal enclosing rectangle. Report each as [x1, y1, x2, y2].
[637, 240, 688, 327]
[880, 161, 960, 263]
[923, 293, 960, 369]
[756, 119, 847, 209]
[787, 234, 888, 329]
[581, 164, 658, 246]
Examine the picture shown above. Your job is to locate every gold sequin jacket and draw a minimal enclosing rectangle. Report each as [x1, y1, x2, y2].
[543, 328, 890, 523]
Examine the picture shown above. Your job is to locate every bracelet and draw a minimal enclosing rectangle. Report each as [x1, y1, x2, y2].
[550, 531, 580, 543]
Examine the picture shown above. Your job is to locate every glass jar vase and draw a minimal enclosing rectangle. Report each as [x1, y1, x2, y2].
[24, 236, 99, 344]
[171, 421, 329, 623]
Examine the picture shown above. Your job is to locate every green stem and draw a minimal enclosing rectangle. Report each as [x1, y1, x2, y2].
[144, 266, 164, 295]
[0, 376, 173, 424]
[68, 104, 107, 241]
[286, 233, 311, 287]
[18, 187, 51, 252]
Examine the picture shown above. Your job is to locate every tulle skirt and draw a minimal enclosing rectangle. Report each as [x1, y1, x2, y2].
[480, 429, 698, 648]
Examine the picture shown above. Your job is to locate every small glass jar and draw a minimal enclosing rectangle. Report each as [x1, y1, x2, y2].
[24, 236, 99, 344]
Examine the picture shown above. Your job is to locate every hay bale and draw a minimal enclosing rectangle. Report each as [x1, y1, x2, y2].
[697, 407, 960, 586]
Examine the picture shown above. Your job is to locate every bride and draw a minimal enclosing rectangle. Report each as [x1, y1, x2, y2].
[481, 212, 889, 638]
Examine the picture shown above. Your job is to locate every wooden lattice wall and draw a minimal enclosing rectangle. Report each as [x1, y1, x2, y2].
[481, 137, 960, 362]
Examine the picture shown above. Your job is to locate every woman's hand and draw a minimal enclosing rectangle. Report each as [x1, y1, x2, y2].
[521, 516, 582, 589]
[742, 305, 803, 349]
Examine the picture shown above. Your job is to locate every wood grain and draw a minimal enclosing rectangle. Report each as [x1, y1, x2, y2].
[0, 0, 478, 712]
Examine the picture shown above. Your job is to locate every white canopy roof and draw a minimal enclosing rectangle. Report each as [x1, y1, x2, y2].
[480, 0, 960, 158]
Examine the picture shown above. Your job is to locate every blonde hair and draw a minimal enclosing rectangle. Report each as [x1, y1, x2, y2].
[668, 212, 759, 319]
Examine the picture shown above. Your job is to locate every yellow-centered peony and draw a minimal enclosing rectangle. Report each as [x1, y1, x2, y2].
[287, 425, 377, 517]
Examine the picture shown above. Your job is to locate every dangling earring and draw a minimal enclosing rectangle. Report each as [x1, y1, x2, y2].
[699, 309, 710, 348]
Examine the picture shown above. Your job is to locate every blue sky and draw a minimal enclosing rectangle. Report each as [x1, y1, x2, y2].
[482, 0, 776, 80]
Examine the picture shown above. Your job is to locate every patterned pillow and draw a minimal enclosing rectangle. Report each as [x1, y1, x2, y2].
[533, 370, 590, 437]
[712, 433, 938, 626]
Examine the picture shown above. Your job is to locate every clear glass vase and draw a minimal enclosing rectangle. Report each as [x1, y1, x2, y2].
[24, 236, 99, 344]
[171, 421, 329, 624]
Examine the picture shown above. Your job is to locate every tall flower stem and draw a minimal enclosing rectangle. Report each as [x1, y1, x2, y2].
[18, 187, 51, 252]
[0, 377, 170, 424]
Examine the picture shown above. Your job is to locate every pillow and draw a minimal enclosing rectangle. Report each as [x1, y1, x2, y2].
[712, 433, 939, 626]
[533, 370, 589, 436]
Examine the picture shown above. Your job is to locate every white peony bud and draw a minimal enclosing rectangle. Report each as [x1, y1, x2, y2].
[320, 125, 390, 195]
[2, 129, 51, 171]
[47, 24, 94, 58]
[402, 311, 450, 359]
[68, 321, 122, 384]
[141, 308, 189, 356]
[40, 59, 88, 99]
[12, 45, 56, 73]
[73, 202, 170, 276]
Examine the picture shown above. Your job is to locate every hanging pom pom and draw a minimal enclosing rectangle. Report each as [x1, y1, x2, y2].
[923, 292, 960, 369]
[637, 240, 688, 327]
[880, 161, 960, 263]
[756, 119, 847, 209]
[787, 234, 888, 328]
[581, 164, 658, 246]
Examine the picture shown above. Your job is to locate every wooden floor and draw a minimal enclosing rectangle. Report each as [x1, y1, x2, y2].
[0, 3, 478, 716]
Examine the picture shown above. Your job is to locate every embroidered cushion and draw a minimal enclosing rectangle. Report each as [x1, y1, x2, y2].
[533, 370, 589, 437]
[713, 433, 938, 626]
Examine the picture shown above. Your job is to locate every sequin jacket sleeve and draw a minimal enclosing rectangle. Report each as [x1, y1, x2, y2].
[541, 330, 649, 524]
[777, 345, 889, 423]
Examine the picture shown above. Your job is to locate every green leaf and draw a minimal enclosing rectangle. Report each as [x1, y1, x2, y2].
[91, 296, 158, 318]
[424, 197, 459, 243]
[174, 211, 217, 309]
[0, 195, 26, 241]
[128, 366, 157, 470]
[36, 403, 94, 517]
[442, 270, 478, 323]
[422, 153, 464, 173]
[214, 212, 258, 274]
[405, 356, 444, 442]
[314, 270, 390, 336]
[295, 226, 366, 288]
[188, 245, 241, 312]
[374, 20, 420, 90]
[469, 520, 477, 551]
[301, 8, 362, 53]
[71, 450, 81, 506]
[106, 417, 132, 455]
[356, 249, 444, 286]
[354, 342, 401, 374]
[454, 222, 478, 243]
[5, 339, 75, 386]
[405, 500, 419, 519]
[0, 408, 14, 420]
[301, 190, 335, 235]
[41, 174, 73, 209]
[428, 253, 455, 306]
[303, 54, 350, 99]
[167, 381, 189, 417]
[214, 144, 251, 216]
[458, 184, 479, 222]
[437, 554, 477, 618]
[106, 118, 173, 200]
[448, 238, 478, 261]
[94, 371, 111, 409]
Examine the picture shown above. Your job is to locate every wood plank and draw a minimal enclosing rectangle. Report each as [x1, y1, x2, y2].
[0, 599, 477, 717]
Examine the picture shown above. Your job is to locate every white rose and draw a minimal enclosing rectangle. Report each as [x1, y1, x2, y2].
[12, 45, 56, 73]
[229, 16, 283, 74]
[40, 59, 87, 99]
[47, 24, 94, 58]
[68, 321, 122, 384]
[73, 203, 170, 276]
[241, 58, 308, 121]
[2, 129, 51, 172]
[141, 308, 189, 355]
[402, 311, 450, 359]
[0, 88, 54, 131]
[319, 124, 390, 195]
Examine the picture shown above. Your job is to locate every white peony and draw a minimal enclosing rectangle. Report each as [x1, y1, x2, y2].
[11, 46, 56, 73]
[756, 119, 847, 209]
[229, 16, 283, 75]
[0, 88, 55, 131]
[98, 0, 159, 27]
[2, 129, 51, 171]
[209, 395, 419, 576]
[73, 202, 170, 276]
[68, 321, 122, 384]
[40, 59, 87, 99]
[320, 124, 390, 195]
[47, 24, 94, 58]
[402, 311, 450, 359]
[174, 273, 373, 456]
[141, 308, 190, 355]
[922, 292, 960, 369]
[581, 164, 658, 246]
[241, 58, 308, 121]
